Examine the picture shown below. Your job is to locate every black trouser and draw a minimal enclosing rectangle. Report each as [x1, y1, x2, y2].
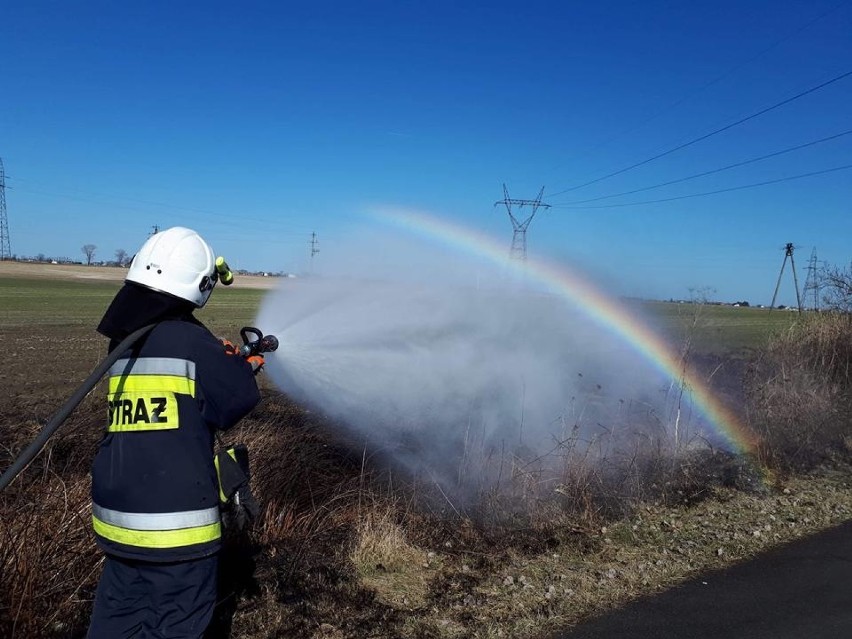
[87, 553, 218, 639]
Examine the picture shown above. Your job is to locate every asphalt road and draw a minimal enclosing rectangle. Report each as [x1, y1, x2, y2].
[555, 520, 852, 639]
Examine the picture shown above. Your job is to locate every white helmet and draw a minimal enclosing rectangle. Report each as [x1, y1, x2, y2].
[127, 227, 217, 307]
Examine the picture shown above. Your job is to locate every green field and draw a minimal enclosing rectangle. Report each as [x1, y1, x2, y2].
[0, 276, 800, 357]
[643, 299, 801, 355]
[0, 277, 269, 405]
[0, 276, 265, 334]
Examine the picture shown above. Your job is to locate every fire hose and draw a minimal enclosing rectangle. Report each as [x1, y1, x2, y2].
[0, 323, 278, 492]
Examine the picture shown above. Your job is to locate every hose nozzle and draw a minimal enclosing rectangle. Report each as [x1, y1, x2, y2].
[238, 327, 279, 357]
[215, 256, 234, 286]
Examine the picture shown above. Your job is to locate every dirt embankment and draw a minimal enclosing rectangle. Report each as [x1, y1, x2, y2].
[0, 261, 278, 289]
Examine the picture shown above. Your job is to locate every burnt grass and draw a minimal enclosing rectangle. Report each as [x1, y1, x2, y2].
[2, 317, 852, 638]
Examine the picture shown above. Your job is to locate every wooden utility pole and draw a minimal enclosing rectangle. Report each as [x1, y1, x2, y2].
[769, 242, 803, 314]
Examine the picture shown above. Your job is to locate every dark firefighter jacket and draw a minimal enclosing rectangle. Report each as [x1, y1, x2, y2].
[91, 283, 261, 562]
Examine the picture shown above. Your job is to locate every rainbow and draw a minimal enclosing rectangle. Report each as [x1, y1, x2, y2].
[370, 205, 761, 457]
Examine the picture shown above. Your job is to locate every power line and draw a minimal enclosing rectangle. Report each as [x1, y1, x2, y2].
[547, 68, 852, 197]
[554, 128, 852, 205]
[538, 0, 850, 181]
[4, 178, 312, 234]
[551, 164, 852, 209]
[6, 177, 231, 217]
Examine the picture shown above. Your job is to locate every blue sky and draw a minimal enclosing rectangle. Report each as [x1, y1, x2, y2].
[1, 0, 850, 305]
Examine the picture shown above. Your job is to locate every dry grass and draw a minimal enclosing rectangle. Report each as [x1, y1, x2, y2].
[748, 313, 852, 471]
[350, 501, 433, 609]
[444, 475, 852, 638]
[0, 470, 99, 637]
[1, 313, 851, 637]
[2, 386, 851, 638]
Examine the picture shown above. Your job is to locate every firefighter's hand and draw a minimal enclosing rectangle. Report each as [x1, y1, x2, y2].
[247, 355, 265, 374]
[220, 339, 239, 356]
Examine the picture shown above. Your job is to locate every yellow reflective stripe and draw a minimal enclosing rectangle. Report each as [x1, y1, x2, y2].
[109, 374, 195, 396]
[214, 448, 239, 503]
[214, 454, 226, 503]
[107, 391, 179, 432]
[108, 423, 177, 432]
[106, 364, 194, 432]
[93, 515, 221, 549]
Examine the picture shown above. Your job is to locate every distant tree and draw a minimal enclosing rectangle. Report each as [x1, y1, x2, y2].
[819, 261, 852, 312]
[687, 286, 717, 304]
[36, 253, 46, 262]
[82, 244, 97, 266]
[115, 248, 129, 266]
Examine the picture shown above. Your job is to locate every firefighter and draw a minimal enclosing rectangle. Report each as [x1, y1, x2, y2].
[87, 227, 262, 639]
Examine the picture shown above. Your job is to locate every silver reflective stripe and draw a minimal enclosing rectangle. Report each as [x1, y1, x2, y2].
[109, 357, 197, 380]
[92, 504, 219, 531]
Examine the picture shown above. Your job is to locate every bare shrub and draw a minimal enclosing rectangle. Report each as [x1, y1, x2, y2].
[819, 261, 852, 312]
[747, 313, 852, 470]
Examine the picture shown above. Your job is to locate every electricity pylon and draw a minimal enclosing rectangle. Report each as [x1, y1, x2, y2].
[802, 247, 821, 311]
[309, 232, 320, 273]
[494, 184, 550, 261]
[0, 158, 11, 260]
